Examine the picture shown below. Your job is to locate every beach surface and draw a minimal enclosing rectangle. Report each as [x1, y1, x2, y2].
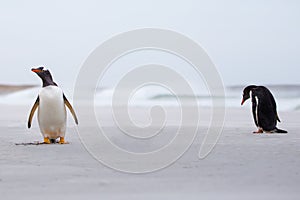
[0, 84, 36, 95]
[0, 104, 299, 200]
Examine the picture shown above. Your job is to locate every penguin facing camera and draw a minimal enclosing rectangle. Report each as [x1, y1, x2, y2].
[241, 85, 287, 134]
[28, 67, 78, 144]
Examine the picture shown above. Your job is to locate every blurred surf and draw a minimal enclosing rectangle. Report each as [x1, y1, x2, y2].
[1, 84, 299, 111]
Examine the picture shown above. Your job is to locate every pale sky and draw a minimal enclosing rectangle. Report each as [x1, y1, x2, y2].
[0, 0, 299, 89]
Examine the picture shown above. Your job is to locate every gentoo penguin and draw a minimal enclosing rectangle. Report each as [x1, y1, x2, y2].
[28, 67, 78, 144]
[241, 85, 287, 134]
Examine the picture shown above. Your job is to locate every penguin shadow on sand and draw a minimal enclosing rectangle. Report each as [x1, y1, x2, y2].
[15, 140, 65, 146]
[241, 85, 287, 134]
[15, 67, 78, 146]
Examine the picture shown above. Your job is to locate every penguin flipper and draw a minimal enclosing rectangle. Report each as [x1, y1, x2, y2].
[63, 94, 78, 125]
[268, 89, 281, 122]
[28, 97, 39, 128]
[276, 114, 281, 122]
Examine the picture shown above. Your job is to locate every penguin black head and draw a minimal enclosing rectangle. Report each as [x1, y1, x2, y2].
[241, 85, 257, 105]
[31, 67, 57, 87]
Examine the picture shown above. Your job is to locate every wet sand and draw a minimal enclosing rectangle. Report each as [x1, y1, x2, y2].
[0, 104, 299, 200]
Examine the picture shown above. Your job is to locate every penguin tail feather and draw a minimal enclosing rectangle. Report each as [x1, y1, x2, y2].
[49, 139, 57, 143]
[274, 128, 288, 134]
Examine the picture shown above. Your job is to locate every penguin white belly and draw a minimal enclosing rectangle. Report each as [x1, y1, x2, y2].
[255, 96, 259, 125]
[37, 86, 66, 139]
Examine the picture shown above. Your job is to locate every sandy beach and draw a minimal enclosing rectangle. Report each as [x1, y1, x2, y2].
[1, 0, 299, 199]
[0, 85, 36, 95]
[0, 104, 299, 200]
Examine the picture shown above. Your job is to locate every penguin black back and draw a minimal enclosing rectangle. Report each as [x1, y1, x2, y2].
[241, 85, 287, 133]
[252, 86, 277, 131]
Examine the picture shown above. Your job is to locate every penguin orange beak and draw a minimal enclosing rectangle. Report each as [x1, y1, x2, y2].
[31, 68, 42, 73]
[241, 98, 245, 105]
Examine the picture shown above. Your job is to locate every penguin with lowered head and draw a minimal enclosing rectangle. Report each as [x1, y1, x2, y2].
[28, 67, 78, 144]
[241, 85, 287, 134]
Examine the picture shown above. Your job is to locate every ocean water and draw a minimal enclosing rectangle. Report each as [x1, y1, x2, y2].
[226, 85, 300, 111]
[0, 85, 299, 111]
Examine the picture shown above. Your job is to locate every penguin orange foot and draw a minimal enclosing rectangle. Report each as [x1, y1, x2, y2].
[59, 137, 69, 144]
[43, 137, 51, 144]
[253, 129, 263, 134]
